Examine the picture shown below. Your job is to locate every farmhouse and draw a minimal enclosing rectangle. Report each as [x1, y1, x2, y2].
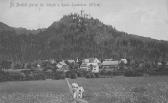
[56, 61, 69, 72]
[80, 58, 100, 73]
[82, 58, 101, 64]
[157, 61, 168, 69]
[67, 59, 75, 64]
[120, 59, 128, 64]
[101, 59, 120, 71]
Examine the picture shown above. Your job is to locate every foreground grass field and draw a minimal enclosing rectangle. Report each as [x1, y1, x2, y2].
[0, 80, 71, 103]
[1, 76, 168, 103]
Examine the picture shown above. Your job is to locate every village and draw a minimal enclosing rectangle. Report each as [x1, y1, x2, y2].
[0, 57, 168, 81]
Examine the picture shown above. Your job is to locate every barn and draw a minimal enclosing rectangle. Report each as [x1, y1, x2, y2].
[101, 60, 120, 72]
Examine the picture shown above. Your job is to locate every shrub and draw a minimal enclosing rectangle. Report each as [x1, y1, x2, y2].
[112, 71, 122, 76]
[32, 72, 46, 80]
[86, 73, 92, 78]
[54, 71, 66, 80]
[124, 70, 143, 77]
[6, 72, 25, 81]
[85, 72, 96, 78]
[0, 71, 8, 81]
[148, 69, 168, 76]
[77, 70, 87, 77]
[100, 70, 108, 75]
[70, 73, 78, 79]
[100, 70, 114, 76]
[65, 71, 77, 79]
[94, 73, 100, 78]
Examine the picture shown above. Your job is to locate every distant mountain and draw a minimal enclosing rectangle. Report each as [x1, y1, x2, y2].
[14, 28, 46, 35]
[0, 22, 14, 32]
[0, 22, 45, 35]
[0, 13, 168, 62]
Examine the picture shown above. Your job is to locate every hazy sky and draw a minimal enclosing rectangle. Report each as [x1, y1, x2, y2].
[0, 0, 168, 40]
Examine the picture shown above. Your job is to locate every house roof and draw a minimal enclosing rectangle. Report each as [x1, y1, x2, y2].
[58, 61, 67, 65]
[102, 60, 119, 66]
[67, 60, 75, 63]
[83, 58, 101, 63]
[104, 59, 113, 61]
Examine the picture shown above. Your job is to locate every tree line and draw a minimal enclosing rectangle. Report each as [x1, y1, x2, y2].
[0, 12, 168, 63]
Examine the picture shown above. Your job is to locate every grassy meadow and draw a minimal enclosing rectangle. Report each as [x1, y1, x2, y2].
[1, 76, 168, 103]
[0, 80, 72, 103]
[70, 76, 168, 103]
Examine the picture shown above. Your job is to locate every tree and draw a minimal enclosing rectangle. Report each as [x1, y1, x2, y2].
[0, 60, 12, 70]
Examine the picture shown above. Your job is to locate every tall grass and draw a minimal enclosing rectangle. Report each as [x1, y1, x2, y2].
[69, 76, 168, 103]
[1, 76, 168, 103]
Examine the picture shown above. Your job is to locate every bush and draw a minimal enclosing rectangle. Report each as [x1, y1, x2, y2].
[85, 72, 96, 78]
[100, 70, 114, 76]
[65, 71, 77, 79]
[54, 71, 66, 80]
[5, 72, 25, 81]
[100, 70, 107, 75]
[94, 73, 100, 78]
[86, 73, 92, 78]
[148, 69, 168, 76]
[10, 74, 24, 81]
[70, 73, 78, 79]
[112, 71, 122, 76]
[0, 71, 8, 82]
[77, 70, 87, 77]
[124, 70, 143, 77]
[32, 72, 46, 80]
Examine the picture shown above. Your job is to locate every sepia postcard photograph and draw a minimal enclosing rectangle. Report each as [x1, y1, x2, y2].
[0, 0, 168, 103]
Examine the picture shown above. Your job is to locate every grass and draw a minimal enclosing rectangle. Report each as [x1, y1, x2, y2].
[1, 76, 168, 103]
[69, 76, 168, 103]
[0, 80, 72, 103]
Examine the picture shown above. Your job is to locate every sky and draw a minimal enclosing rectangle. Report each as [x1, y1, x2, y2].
[0, 0, 168, 40]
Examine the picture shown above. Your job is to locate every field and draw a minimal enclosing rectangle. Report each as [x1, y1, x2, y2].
[1, 76, 168, 103]
[0, 80, 71, 103]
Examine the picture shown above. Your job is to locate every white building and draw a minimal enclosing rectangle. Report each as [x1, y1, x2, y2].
[80, 58, 100, 73]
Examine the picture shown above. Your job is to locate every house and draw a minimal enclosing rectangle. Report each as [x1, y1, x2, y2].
[120, 59, 128, 64]
[157, 61, 168, 69]
[82, 58, 101, 64]
[157, 62, 162, 66]
[67, 60, 75, 64]
[101, 59, 120, 71]
[104, 59, 113, 61]
[49, 59, 56, 64]
[56, 61, 69, 72]
[80, 58, 100, 73]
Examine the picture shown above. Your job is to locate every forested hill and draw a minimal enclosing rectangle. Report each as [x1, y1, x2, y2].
[0, 13, 168, 62]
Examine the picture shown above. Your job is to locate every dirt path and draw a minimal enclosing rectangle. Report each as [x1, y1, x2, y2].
[65, 78, 73, 95]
